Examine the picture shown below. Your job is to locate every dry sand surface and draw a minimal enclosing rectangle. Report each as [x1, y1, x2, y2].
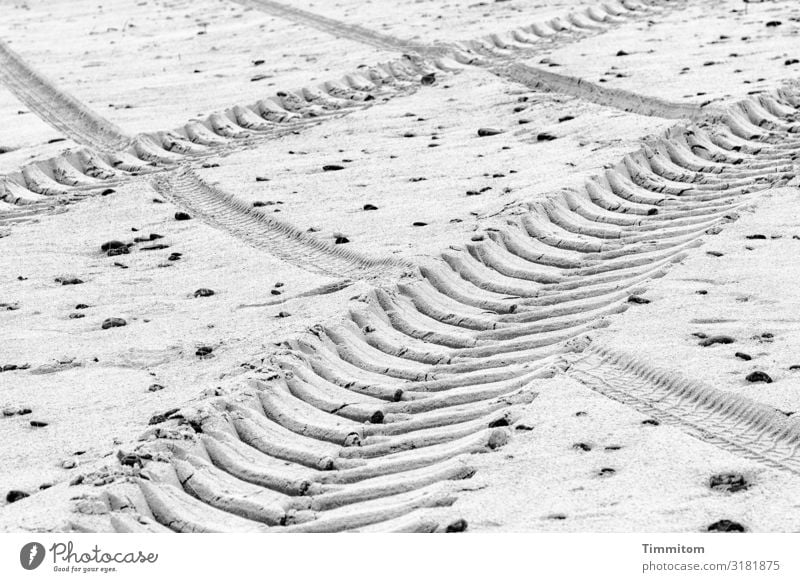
[2, 0, 800, 533]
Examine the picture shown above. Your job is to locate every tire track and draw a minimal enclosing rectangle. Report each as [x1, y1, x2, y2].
[58, 90, 800, 533]
[150, 167, 414, 280]
[561, 342, 800, 475]
[0, 38, 132, 151]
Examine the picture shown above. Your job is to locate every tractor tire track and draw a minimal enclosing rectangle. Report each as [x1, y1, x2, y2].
[150, 167, 414, 280]
[0, 38, 132, 151]
[58, 89, 800, 533]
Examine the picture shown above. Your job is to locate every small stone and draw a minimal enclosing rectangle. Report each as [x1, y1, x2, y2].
[277, 311, 291, 318]
[598, 467, 616, 476]
[706, 250, 724, 257]
[334, 236, 350, 244]
[627, 295, 650, 304]
[5, 490, 29, 503]
[642, 419, 660, 426]
[745, 371, 772, 383]
[536, 132, 557, 142]
[270, 289, 282, 296]
[420, 73, 436, 85]
[68, 313, 85, 319]
[62, 459, 77, 470]
[765, 21, 782, 28]
[140, 244, 170, 251]
[363, 204, 378, 211]
[101, 317, 127, 330]
[322, 164, 344, 171]
[573, 443, 592, 452]
[147, 384, 165, 392]
[194, 288, 215, 298]
[149, 408, 180, 425]
[515, 424, 534, 431]
[75, 304, 89, 309]
[196, 346, 213, 357]
[735, 352, 752, 361]
[57, 277, 84, 285]
[174, 212, 191, 221]
[616, 49, 629, 56]
[100, 240, 126, 252]
[558, 115, 575, 123]
[30, 420, 48, 428]
[699, 335, 735, 347]
[745, 234, 766, 240]
[445, 518, 468, 533]
[709, 473, 749, 493]
[107, 246, 130, 256]
[477, 127, 503, 137]
[168, 253, 182, 261]
[412, 221, 428, 227]
[707, 519, 745, 533]
[100, 188, 115, 196]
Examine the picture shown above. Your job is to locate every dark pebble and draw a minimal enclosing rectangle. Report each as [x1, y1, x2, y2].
[420, 73, 436, 85]
[598, 467, 616, 476]
[786, 59, 800, 66]
[515, 424, 534, 431]
[363, 204, 378, 211]
[148, 408, 180, 425]
[627, 295, 650, 304]
[147, 384, 165, 392]
[56, 277, 84, 285]
[101, 317, 127, 330]
[707, 519, 745, 532]
[412, 222, 428, 227]
[735, 352, 752, 361]
[100, 240, 126, 252]
[107, 246, 130, 256]
[168, 253, 182, 261]
[5, 490, 29, 503]
[194, 288, 215, 298]
[477, 127, 503, 137]
[140, 244, 170, 251]
[196, 346, 213, 357]
[706, 251, 724, 257]
[271, 289, 282, 296]
[68, 313, 84, 319]
[30, 420, 48, 428]
[745, 371, 772, 383]
[616, 49, 629, 56]
[558, 115, 574, 123]
[536, 132, 557, 141]
[789, 365, 800, 371]
[174, 212, 191, 221]
[573, 443, 592, 452]
[709, 473, 749, 493]
[445, 519, 468, 533]
[699, 335, 735, 347]
[334, 236, 350, 244]
[745, 234, 766, 240]
[766, 21, 782, 27]
[322, 164, 344, 171]
[642, 419, 660, 426]
[100, 189, 115, 196]
[277, 311, 291, 318]
[255, 176, 270, 182]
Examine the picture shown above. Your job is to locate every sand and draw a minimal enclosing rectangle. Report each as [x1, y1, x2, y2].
[2, 0, 800, 533]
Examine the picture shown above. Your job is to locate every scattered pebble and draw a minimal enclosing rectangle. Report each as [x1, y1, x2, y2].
[148, 408, 180, 425]
[174, 212, 191, 221]
[707, 519, 745, 532]
[5, 490, 29, 504]
[642, 419, 660, 426]
[477, 127, 503, 137]
[100, 240, 126, 252]
[101, 317, 127, 330]
[573, 443, 592, 452]
[536, 132, 557, 142]
[196, 346, 214, 357]
[56, 277, 83, 285]
[709, 473, 749, 493]
[322, 164, 344, 171]
[147, 384, 165, 392]
[334, 236, 350, 244]
[363, 204, 378, 211]
[699, 335, 735, 347]
[735, 352, 752, 361]
[445, 519, 468, 533]
[420, 73, 436, 85]
[745, 371, 772, 383]
[61, 459, 77, 470]
[277, 311, 291, 318]
[30, 420, 48, 428]
[627, 295, 650, 304]
[194, 288, 215, 298]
